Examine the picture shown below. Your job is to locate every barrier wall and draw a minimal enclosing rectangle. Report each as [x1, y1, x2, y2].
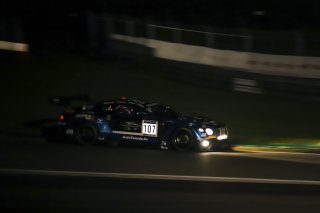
[111, 34, 320, 79]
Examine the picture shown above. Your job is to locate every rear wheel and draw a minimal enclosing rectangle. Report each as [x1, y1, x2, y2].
[76, 124, 98, 145]
[170, 129, 195, 151]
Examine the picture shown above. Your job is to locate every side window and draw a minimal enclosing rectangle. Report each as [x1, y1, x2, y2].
[102, 104, 115, 115]
[114, 104, 136, 118]
[98, 103, 115, 122]
[135, 108, 149, 118]
[150, 105, 178, 119]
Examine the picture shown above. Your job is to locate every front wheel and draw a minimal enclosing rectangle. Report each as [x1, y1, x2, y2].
[76, 124, 98, 145]
[170, 128, 195, 151]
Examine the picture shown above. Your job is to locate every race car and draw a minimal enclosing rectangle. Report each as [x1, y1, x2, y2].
[45, 97, 230, 151]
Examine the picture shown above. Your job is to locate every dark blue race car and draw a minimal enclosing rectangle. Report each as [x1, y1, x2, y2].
[47, 97, 230, 151]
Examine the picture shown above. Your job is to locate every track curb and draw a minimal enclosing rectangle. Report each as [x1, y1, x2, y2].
[233, 145, 320, 154]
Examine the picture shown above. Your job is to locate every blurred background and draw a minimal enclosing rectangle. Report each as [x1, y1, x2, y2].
[3, 0, 320, 56]
[1, 0, 320, 150]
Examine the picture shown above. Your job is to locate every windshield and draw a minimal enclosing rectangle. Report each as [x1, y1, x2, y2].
[149, 104, 179, 119]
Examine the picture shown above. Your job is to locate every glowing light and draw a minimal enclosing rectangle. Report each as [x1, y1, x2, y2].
[59, 115, 64, 120]
[205, 128, 213, 135]
[198, 128, 204, 133]
[201, 140, 210, 147]
[217, 134, 228, 140]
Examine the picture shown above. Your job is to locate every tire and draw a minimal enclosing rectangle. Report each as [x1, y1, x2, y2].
[76, 123, 98, 145]
[170, 128, 195, 151]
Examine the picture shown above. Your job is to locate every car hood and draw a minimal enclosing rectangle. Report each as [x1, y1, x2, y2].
[180, 115, 225, 129]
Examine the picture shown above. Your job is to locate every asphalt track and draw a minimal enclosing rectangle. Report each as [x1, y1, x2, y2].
[0, 137, 320, 212]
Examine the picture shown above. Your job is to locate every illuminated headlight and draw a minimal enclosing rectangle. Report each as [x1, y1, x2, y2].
[201, 140, 210, 147]
[217, 134, 228, 140]
[205, 128, 213, 135]
[198, 128, 204, 133]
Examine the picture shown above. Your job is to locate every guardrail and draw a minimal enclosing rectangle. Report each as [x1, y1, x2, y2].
[87, 14, 320, 99]
[86, 14, 320, 79]
[87, 14, 320, 57]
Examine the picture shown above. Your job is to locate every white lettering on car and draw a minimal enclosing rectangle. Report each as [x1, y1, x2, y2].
[122, 135, 149, 141]
[75, 114, 93, 120]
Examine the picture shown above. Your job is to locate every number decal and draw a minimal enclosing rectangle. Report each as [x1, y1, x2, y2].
[142, 120, 158, 137]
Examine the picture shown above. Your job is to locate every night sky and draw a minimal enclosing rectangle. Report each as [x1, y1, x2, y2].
[1, 0, 320, 29]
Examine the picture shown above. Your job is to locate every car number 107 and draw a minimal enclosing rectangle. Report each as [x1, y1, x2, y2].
[142, 120, 158, 136]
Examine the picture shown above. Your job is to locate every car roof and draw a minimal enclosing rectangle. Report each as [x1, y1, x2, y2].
[99, 98, 159, 110]
[81, 98, 175, 115]
[102, 98, 156, 106]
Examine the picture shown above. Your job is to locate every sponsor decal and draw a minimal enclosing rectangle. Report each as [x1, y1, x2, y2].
[66, 129, 74, 135]
[122, 121, 140, 131]
[160, 140, 169, 150]
[75, 114, 93, 120]
[122, 135, 149, 141]
[100, 125, 109, 133]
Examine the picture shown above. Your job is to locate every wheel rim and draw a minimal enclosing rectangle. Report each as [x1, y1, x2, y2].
[172, 130, 194, 150]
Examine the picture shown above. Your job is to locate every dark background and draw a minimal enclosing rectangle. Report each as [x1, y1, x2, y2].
[2, 0, 320, 55]
[2, 0, 320, 28]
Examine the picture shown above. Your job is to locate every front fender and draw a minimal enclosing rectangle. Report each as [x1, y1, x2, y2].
[163, 123, 201, 142]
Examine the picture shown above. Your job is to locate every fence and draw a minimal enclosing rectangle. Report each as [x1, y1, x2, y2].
[85, 14, 320, 99]
[90, 14, 320, 57]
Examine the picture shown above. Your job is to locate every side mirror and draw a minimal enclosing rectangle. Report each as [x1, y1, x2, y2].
[137, 111, 149, 119]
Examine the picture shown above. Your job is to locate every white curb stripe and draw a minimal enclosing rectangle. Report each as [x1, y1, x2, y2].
[0, 168, 319, 186]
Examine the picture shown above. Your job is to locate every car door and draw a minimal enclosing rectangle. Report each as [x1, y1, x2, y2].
[110, 103, 142, 135]
[111, 103, 159, 139]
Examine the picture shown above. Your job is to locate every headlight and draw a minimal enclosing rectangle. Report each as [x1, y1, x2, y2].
[198, 128, 204, 133]
[205, 128, 213, 135]
[201, 140, 210, 147]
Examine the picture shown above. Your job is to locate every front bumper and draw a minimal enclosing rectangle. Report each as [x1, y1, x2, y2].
[198, 138, 230, 151]
[197, 126, 229, 151]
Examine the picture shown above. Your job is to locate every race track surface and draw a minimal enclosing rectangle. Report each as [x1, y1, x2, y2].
[1, 137, 319, 213]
